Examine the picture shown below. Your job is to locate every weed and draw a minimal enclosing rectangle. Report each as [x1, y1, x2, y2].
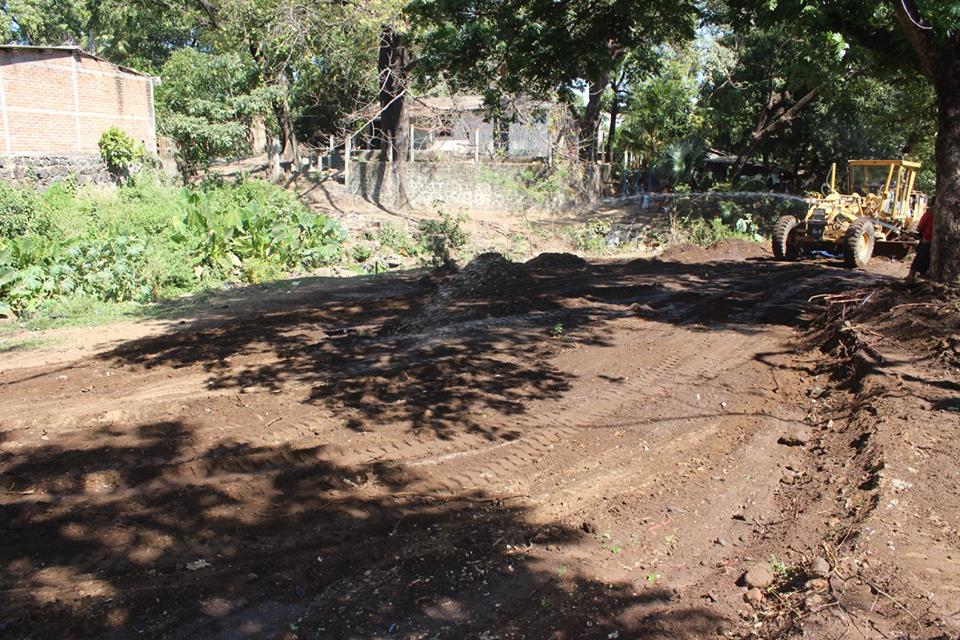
[0, 183, 43, 238]
[352, 244, 373, 263]
[770, 555, 794, 580]
[378, 223, 418, 257]
[570, 218, 611, 253]
[478, 165, 570, 206]
[551, 322, 564, 337]
[416, 212, 468, 266]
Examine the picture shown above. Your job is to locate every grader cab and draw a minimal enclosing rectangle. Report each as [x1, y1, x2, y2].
[772, 159, 928, 268]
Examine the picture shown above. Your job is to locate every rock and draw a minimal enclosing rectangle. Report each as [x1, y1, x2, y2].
[715, 537, 729, 548]
[744, 588, 764, 606]
[778, 427, 812, 447]
[804, 593, 826, 609]
[743, 564, 774, 589]
[805, 578, 829, 592]
[810, 557, 831, 578]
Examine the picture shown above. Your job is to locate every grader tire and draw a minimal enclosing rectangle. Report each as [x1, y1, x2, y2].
[843, 218, 876, 268]
[772, 215, 800, 260]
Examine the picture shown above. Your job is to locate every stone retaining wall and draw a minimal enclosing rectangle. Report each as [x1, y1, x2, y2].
[348, 160, 609, 212]
[0, 155, 112, 187]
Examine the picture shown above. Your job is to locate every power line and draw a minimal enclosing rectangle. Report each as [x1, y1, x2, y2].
[901, 0, 933, 30]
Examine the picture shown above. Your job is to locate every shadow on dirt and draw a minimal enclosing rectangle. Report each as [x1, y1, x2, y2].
[3, 248, 891, 638]
[102, 251, 883, 438]
[1, 418, 724, 639]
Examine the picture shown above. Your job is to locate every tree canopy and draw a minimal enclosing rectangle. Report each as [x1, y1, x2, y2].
[0, 0, 956, 280]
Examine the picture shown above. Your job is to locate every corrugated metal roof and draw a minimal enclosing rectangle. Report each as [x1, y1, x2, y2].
[0, 44, 155, 79]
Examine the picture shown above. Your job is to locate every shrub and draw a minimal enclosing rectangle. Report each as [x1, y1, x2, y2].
[378, 223, 419, 257]
[0, 183, 43, 238]
[0, 178, 350, 319]
[416, 212, 468, 266]
[570, 219, 612, 253]
[172, 180, 347, 282]
[98, 127, 145, 178]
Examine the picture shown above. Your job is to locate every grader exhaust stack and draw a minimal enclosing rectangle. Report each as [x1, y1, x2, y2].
[772, 159, 928, 268]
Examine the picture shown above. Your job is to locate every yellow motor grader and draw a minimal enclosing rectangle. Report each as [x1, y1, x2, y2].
[772, 159, 928, 268]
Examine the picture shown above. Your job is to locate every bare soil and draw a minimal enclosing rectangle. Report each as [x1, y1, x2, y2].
[1, 242, 957, 640]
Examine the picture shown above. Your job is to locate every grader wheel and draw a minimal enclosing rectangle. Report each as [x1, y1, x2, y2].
[843, 218, 876, 268]
[772, 215, 800, 260]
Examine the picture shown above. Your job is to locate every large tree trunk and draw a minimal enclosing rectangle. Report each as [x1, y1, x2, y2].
[605, 90, 619, 163]
[378, 25, 410, 208]
[273, 93, 300, 170]
[889, 0, 960, 283]
[930, 57, 960, 283]
[579, 71, 610, 159]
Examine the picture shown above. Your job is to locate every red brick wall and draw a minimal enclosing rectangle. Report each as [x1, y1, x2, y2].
[0, 48, 157, 157]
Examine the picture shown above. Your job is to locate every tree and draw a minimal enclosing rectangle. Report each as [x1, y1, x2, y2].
[407, 0, 698, 157]
[724, 0, 960, 282]
[378, 24, 411, 206]
[1, 0, 212, 71]
[618, 49, 702, 169]
[156, 49, 276, 176]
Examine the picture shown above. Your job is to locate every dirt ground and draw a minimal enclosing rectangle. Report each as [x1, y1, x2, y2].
[2, 239, 958, 640]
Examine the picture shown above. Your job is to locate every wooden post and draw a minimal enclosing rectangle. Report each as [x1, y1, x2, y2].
[345, 134, 352, 187]
[474, 128, 480, 163]
[409, 127, 415, 162]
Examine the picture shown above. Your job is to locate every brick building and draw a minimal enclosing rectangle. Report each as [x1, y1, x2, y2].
[0, 45, 157, 183]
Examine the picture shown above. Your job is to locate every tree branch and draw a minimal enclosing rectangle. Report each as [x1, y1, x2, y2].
[890, 0, 940, 80]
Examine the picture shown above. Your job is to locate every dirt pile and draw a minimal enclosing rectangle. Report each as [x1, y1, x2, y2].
[524, 252, 589, 272]
[387, 252, 541, 334]
[743, 279, 960, 638]
[658, 238, 769, 264]
[813, 279, 960, 374]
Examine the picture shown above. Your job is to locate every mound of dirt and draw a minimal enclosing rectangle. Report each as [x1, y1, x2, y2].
[433, 252, 534, 303]
[812, 279, 960, 374]
[387, 252, 540, 334]
[658, 238, 769, 264]
[524, 252, 589, 273]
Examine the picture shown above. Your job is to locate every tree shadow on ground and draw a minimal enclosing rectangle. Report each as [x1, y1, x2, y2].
[0, 418, 725, 639]
[3, 251, 888, 638]
[101, 253, 884, 442]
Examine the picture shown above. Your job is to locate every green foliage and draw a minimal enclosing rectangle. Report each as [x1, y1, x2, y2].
[377, 223, 419, 257]
[98, 127, 145, 177]
[478, 165, 572, 205]
[416, 212, 468, 266]
[171, 180, 346, 281]
[156, 49, 275, 176]
[0, 234, 151, 314]
[619, 48, 703, 163]
[570, 219, 611, 253]
[0, 177, 348, 319]
[409, 0, 697, 113]
[352, 244, 373, 263]
[0, 183, 42, 237]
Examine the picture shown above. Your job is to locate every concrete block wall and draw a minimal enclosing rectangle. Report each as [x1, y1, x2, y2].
[0, 48, 157, 158]
[349, 161, 605, 212]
